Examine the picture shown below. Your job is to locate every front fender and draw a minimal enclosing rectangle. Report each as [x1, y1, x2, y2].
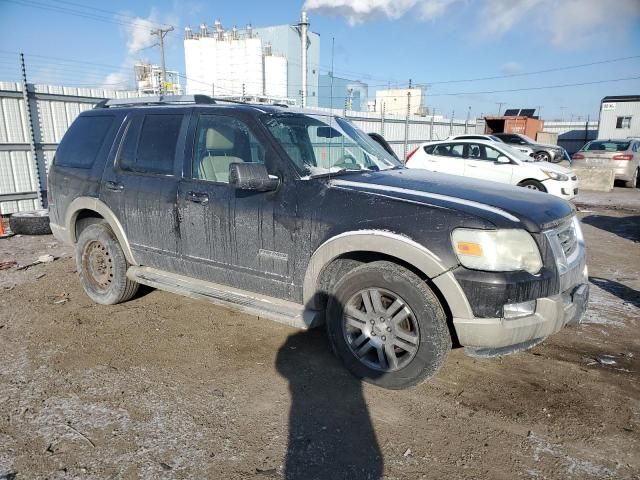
[303, 229, 474, 319]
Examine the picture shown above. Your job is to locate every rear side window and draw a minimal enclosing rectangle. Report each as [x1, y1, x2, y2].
[55, 115, 114, 168]
[119, 114, 182, 175]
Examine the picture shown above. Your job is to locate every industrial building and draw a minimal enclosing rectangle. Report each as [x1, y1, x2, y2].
[318, 74, 368, 111]
[597, 95, 640, 139]
[183, 13, 320, 106]
[373, 88, 426, 116]
[134, 63, 183, 96]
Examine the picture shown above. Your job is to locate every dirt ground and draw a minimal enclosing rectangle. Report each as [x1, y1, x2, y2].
[0, 207, 638, 480]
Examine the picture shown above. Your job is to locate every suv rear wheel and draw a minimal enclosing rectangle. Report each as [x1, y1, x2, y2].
[326, 261, 450, 389]
[76, 223, 139, 304]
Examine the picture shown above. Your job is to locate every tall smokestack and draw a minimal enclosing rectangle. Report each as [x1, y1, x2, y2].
[299, 11, 309, 107]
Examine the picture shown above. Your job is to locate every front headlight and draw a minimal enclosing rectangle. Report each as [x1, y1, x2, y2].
[542, 169, 569, 181]
[451, 228, 543, 274]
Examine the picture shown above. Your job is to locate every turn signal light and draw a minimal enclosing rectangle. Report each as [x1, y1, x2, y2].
[455, 241, 483, 257]
[572, 153, 585, 160]
[612, 154, 633, 161]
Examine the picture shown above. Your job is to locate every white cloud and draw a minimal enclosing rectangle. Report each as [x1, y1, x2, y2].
[301, 0, 456, 25]
[303, 0, 640, 47]
[103, 8, 180, 89]
[501, 61, 523, 74]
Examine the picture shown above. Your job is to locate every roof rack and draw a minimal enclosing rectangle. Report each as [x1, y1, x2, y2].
[93, 94, 216, 109]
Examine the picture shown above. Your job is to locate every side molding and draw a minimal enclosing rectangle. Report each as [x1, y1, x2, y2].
[303, 230, 473, 319]
[66, 197, 138, 265]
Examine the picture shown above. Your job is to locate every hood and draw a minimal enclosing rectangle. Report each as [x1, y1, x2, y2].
[532, 161, 573, 174]
[328, 169, 574, 232]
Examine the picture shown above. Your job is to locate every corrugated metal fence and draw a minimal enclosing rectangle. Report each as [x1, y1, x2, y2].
[0, 82, 138, 214]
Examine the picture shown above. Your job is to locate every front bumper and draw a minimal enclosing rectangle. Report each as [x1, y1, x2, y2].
[453, 278, 589, 351]
[544, 177, 579, 200]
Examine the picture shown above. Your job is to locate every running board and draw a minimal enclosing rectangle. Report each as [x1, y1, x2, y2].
[126, 266, 320, 330]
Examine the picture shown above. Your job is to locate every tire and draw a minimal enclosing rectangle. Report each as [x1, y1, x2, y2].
[75, 223, 139, 305]
[534, 151, 551, 162]
[519, 179, 547, 192]
[325, 261, 450, 390]
[9, 209, 52, 235]
[624, 168, 639, 188]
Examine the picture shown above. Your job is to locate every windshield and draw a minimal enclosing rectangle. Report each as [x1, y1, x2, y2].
[583, 140, 630, 152]
[261, 113, 402, 177]
[489, 135, 505, 143]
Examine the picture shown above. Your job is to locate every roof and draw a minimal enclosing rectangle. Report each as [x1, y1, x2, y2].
[601, 95, 640, 103]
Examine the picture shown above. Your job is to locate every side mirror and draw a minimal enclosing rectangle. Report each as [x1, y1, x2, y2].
[229, 163, 279, 192]
[496, 155, 511, 164]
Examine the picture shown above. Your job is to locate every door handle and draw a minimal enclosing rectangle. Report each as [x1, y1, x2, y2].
[187, 191, 209, 205]
[105, 181, 124, 192]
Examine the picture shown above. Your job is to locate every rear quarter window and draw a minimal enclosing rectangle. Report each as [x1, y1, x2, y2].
[119, 114, 183, 175]
[54, 115, 114, 168]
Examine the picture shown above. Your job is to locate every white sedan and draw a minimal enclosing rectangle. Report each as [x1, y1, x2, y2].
[405, 139, 578, 200]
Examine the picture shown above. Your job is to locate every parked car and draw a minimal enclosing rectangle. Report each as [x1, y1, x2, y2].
[405, 139, 578, 200]
[572, 139, 640, 188]
[493, 133, 565, 163]
[48, 95, 589, 389]
[446, 134, 535, 157]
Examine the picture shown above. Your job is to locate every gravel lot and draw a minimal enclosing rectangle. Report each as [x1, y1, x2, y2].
[0, 208, 638, 479]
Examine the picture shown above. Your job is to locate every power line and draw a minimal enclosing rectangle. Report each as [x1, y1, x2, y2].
[3, 0, 169, 30]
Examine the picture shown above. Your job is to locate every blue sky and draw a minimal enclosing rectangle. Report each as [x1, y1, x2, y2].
[0, 0, 639, 120]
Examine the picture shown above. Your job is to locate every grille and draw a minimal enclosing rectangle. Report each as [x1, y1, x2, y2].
[556, 222, 578, 258]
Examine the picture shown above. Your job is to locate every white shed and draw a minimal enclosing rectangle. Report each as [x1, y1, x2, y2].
[597, 95, 640, 139]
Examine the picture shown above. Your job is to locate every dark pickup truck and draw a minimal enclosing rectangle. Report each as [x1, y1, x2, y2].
[48, 95, 589, 389]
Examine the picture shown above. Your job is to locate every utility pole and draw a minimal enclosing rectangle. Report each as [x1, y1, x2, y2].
[330, 37, 335, 110]
[450, 110, 454, 136]
[404, 79, 412, 161]
[299, 11, 309, 107]
[151, 26, 174, 95]
[242, 83, 246, 102]
[584, 114, 590, 146]
[535, 105, 543, 119]
[465, 106, 471, 133]
[496, 102, 506, 115]
[430, 109, 435, 140]
[20, 53, 42, 208]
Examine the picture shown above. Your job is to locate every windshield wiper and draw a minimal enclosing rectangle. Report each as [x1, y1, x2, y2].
[307, 168, 371, 179]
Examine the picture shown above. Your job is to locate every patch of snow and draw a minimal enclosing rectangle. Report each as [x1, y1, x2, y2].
[528, 432, 619, 478]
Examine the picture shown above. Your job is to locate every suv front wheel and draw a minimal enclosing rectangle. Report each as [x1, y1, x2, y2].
[76, 223, 139, 304]
[326, 261, 450, 389]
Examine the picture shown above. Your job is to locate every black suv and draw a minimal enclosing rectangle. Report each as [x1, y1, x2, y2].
[48, 95, 589, 389]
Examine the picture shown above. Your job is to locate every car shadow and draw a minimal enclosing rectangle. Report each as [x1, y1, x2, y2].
[275, 325, 383, 480]
[590, 276, 640, 309]
[581, 215, 640, 242]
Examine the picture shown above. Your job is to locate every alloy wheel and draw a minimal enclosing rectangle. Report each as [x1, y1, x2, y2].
[342, 288, 420, 372]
